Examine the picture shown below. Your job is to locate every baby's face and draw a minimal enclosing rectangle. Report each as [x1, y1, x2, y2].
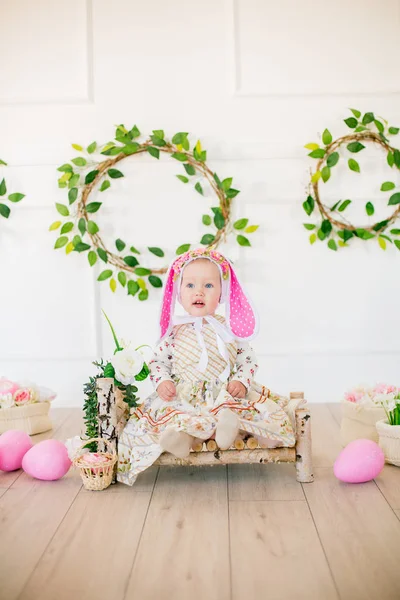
[180, 259, 221, 317]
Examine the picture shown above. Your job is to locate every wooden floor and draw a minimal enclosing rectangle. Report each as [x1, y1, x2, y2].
[1, 405, 400, 600]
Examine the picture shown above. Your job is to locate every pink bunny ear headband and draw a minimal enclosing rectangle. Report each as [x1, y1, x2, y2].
[159, 248, 259, 342]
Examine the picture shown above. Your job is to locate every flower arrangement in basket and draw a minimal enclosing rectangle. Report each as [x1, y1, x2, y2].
[67, 312, 150, 490]
[374, 387, 400, 467]
[0, 378, 56, 435]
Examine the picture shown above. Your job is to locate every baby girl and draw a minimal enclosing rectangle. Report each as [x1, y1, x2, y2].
[117, 248, 295, 486]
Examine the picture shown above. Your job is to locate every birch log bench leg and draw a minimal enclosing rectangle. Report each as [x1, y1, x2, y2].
[96, 379, 314, 484]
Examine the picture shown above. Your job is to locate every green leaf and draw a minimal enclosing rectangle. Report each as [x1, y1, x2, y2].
[72, 143, 83, 151]
[135, 267, 152, 276]
[150, 135, 166, 147]
[347, 142, 365, 153]
[348, 159, 360, 173]
[388, 193, 400, 205]
[8, 193, 25, 202]
[338, 199, 352, 212]
[327, 152, 339, 167]
[147, 146, 160, 159]
[149, 275, 163, 288]
[311, 171, 321, 183]
[355, 125, 368, 132]
[355, 229, 375, 240]
[374, 119, 384, 133]
[317, 228, 327, 241]
[308, 149, 326, 159]
[194, 182, 203, 195]
[327, 239, 337, 251]
[68, 187, 78, 204]
[0, 179, 7, 196]
[87, 220, 99, 234]
[56, 203, 69, 216]
[304, 143, 319, 150]
[389, 127, 399, 135]
[381, 181, 395, 191]
[118, 272, 127, 287]
[226, 188, 240, 198]
[0, 159, 7, 166]
[172, 132, 188, 145]
[130, 125, 141, 139]
[214, 210, 225, 230]
[88, 251, 97, 266]
[68, 174, 80, 189]
[309, 233, 317, 244]
[237, 235, 251, 247]
[54, 236, 68, 249]
[87, 141, 97, 154]
[139, 289, 149, 301]
[365, 202, 374, 216]
[98, 270, 113, 281]
[321, 166, 331, 183]
[115, 238, 126, 252]
[380, 234, 392, 243]
[200, 234, 215, 245]
[109, 278, 117, 293]
[222, 177, 233, 191]
[124, 256, 139, 268]
[322, 129, 332, 145]
[152, 130, 164, 139]
[85, 170, 99, 185]
[202, 214, 212, 226]
[108, 169, 124, 179]
[321, 220, 332, 236]
[176, 175, 189, 183]
[99, 180, 110, 192]
[390, 229, 400, 235]
[122, 143, 140, 156]
[71, 157, 87, 167]
[86, 202, 102, 213]
[387, 152, 395, 168]
[302, 196, 315, 216]
[78, 218, 86, 236]
[130, 246, 140, 254]
[176, 244, 191, 255]
[57, 163, 73, 173]
[148, 247, 164, 257]
[171, 152, 187, 162]
[330, 200, 341, 211]
[350, 108, 361, 119]
[128, 280, 140, 296]
[373, 220, 389, 232]
[97, 248, 108, 263]
[303, 223, 316, 230]
[60, 221, 74, 234]
[234, 218, 249, 230]
[344, 117, 358, 129]
[74, 242, 90, 253]
[395, 240, 400, 251]
[338, 229, 354, 242]
[184, 163, 196, 176]
[362, 112, 374, 125]
[0, 203, 10, 218]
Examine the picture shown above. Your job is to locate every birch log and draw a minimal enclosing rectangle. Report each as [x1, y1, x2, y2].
[292, 392, 314, 483]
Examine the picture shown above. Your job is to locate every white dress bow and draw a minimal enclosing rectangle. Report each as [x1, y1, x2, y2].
[171, 315, 234, 382]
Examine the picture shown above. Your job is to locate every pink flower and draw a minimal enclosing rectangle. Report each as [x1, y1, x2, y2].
[0, 377, 20, 396]
[345, 392, 357, 403]
[13, 388, 32, 406]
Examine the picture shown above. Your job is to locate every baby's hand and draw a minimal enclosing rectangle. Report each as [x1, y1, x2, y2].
[157, 380, 176, 402]
[227, 380, 246, 398]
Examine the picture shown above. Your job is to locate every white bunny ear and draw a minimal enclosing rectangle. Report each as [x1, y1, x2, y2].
[227, 264, 259, 340]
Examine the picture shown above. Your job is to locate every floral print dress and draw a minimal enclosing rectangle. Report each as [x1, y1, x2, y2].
[117, 315, 296, 486]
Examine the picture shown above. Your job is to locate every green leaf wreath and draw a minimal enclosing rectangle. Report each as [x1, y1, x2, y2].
[304, 109, 400, 251]
[50, 125, 259, 299]
[0, 160, 25, 222]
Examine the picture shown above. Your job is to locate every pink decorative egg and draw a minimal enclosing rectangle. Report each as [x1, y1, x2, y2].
[334, 439, 385, 483]
[22, 439, 71, 481]
[0, 430, 33, 471]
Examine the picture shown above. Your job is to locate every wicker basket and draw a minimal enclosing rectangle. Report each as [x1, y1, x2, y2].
[376, 419, 400, 467]
[340, 400, 386, 446]
[73, 437, 117, 491]
[0, 401, 52, 435]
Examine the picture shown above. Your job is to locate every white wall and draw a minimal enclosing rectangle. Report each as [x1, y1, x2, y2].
[1, 0, 400, 406]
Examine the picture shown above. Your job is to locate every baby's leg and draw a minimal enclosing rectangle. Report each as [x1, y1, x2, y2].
[159, 426, 193, 459]
[215, 408, 240, 450]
